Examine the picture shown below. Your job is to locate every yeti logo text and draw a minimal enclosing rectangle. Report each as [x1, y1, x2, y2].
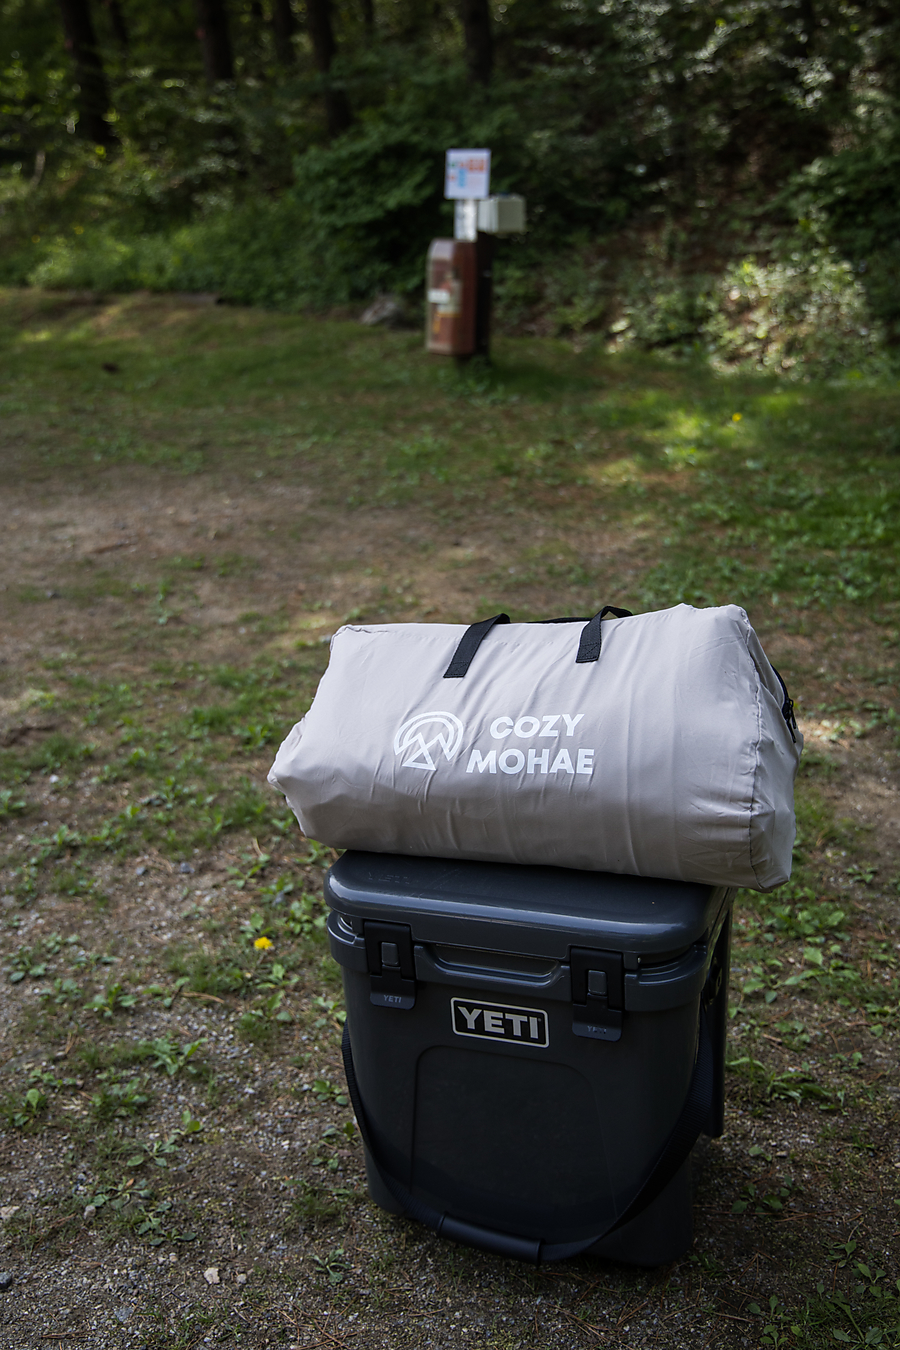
[394, 711, 464, 771]
[451, 998, 549, 1047]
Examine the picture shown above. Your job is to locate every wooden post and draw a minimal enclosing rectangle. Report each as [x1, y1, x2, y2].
[474, 231, 494, 360]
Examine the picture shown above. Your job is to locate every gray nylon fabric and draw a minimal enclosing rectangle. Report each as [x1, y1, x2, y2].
[268, 604, 803, 890]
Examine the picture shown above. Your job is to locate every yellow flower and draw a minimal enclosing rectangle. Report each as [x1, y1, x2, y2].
[254, 936, 273, 950]
[732, 412, 742, 422]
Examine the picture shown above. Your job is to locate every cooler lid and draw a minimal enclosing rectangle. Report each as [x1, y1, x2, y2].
[325, 851, 730, 962]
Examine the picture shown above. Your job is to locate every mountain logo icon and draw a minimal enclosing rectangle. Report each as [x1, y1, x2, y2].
[394, 711, 464, 771]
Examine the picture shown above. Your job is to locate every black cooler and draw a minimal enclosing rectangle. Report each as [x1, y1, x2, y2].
[326, 851, 733, 1266]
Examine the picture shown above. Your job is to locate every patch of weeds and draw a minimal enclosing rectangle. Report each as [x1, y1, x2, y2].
[774, 1019, 812, 1051]
[145, 976, 191, 1008]
[0, 787, 27, 819]
[51, 861, 108, 906]
[39, 976, 82, 1006]
[2, 1085, 49, 1129]
[240, 910, 273, 945]
[150, 578, 180, 626]
[84, 981, 138, 1018]
[727, 1056, 835, 1109]
[168, 554, 206, 572]
[217, 777, 271, 831]
[302, 838, 337, 867]
[215, 552, 256, 578]
[283, 891, 327, 939]
[95, 1111, 205, 1180]
[309, 993, 346, 1033]
[165, 947, 248, 997]
[6, 943, 51, 983]
[797, 747, 840, 779]
[84, 802, 143, 850]
[144, 1036, 207, 1076]
[310, 1244, 350, 1285]
[235, 718, 279, 748]
[89, 1072, 151, 1122]
[87, 1178, 198, 1246]
[290, 1179, 348, 1224]
[258, 876, 295, 905]
[236, 989, 292, 1043]
[257, 959, 298, 992]
[228, 850, 271, 890]
[186, 704, 233, 739]
[311, 1078, 349, 1107]
[747, 1252, 900, 1348]
[24, 732, 93, 775]
[731, 1176, 799, 1217]
[5, 931, 75, 982]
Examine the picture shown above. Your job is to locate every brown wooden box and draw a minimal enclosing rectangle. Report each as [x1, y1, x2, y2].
[425, 239, 476, 356]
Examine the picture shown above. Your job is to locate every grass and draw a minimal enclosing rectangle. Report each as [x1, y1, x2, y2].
[1, 288, 899, 1347]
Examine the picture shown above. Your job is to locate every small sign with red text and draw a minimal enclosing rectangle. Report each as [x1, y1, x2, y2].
[444, 149, 491, 199]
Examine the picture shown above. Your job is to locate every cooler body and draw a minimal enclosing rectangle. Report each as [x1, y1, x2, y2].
[326, 852, 733, 1266]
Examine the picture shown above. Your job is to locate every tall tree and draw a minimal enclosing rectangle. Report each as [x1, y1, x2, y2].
[272, 0, 296, 65]
[58, 0, 116, 145]
[460, 0, 492, 85]
[101, 0, 128, 50]
[306, 0, 352, 135]
[194, 0, 235, 82]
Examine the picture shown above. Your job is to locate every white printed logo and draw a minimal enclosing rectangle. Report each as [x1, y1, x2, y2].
[451, 997, 549, 1047]
[394, 711, 464, 771]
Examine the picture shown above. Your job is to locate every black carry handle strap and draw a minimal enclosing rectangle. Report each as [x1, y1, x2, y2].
[443, 606, 633, 678]
[575, 605, 634, 664]
[341, 1001, 713, 1266]
[443, 613, 510, 678]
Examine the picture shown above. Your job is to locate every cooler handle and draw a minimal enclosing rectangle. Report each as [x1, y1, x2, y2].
[340, 998, 713, 1265]
[414, 946, 568, 998]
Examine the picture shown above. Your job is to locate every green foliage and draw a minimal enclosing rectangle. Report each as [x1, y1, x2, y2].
[1, 0, 898, 371]
[792, 128, 900, 342]
[0, 786, 27, 819]
[85, 981, 138, 1018]
[704, 251, 884, 375]
[143, 1036, 207, 1077]
[747, 1256, 900, 1349]
[3, 1085, 48, 1129]
[89, 1074, 150, 1122]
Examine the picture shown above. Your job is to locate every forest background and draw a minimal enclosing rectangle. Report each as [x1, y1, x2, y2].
[2, 0, 900, 372]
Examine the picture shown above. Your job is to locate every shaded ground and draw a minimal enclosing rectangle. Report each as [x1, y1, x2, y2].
[0, 290, 898, 1349]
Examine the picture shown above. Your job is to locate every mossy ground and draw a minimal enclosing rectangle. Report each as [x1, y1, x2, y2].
[0, 290, 898, 1348]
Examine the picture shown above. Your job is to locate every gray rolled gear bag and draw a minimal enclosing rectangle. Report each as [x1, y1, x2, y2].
[268, 602, 802, 890]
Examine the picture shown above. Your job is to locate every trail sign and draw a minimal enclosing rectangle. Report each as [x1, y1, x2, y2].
[444, 149, 491, 200]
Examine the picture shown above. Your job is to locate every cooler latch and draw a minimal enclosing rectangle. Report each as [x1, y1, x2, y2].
[364, 921, 416, 1010]
[569, 948, 624, 1042]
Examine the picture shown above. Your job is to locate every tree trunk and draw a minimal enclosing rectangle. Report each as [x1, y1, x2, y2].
[102, 0, 128, 49]
[360, 0, 374, 39]
[306, 0, 353, 135]
[272, 0, 296, 65]
[193, 0, 235, 82]
[58, 0, 116, 145]
[460, 0, 492, 85]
